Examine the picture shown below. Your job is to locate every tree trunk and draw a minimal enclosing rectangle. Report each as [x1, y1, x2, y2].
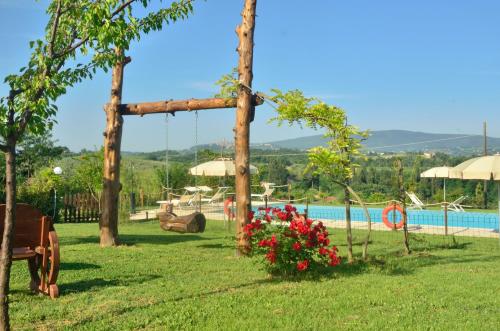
[0, 141, 16, 331]
[100, 50, 128, 247]
[346, 185, 371, 261]
[396, 159, 411, 254]
[234, 0, 257, 255]
[344, 185, 354, 263]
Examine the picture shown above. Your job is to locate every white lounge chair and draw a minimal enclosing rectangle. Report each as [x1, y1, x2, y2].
[158, 186, 206, 209]
[405, 191, 425, 210]
[201, 186, 230, 204]
[251, 182, 276, 202]
[446, 196, 467, 212]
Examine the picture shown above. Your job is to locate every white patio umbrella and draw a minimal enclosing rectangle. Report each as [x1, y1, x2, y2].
[420, 166, 455, 201]
[189, 158, 259, 177]
[449, 154, 500, 238]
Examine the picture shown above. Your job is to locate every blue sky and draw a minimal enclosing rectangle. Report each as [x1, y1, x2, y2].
[1, 0, 499, 151]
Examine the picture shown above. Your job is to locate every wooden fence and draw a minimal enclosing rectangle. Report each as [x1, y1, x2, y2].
[62, 192, 100, 223]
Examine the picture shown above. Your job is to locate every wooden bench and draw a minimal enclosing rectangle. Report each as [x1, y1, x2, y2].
[0, 204, 60, 298]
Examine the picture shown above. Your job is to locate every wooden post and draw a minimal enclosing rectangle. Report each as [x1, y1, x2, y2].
[100, 49, 130, 247]
[305, 198, 309, 220]
[444, 203, 448, 235]
[392, 200, 397, 231]
[139, 188, 144, 209]
[234, 0, 257, 255]
[483, 121, 488, 209]
[288, 183, 291, 203]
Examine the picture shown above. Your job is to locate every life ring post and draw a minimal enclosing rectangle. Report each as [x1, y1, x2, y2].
[382, 203, 405, 230]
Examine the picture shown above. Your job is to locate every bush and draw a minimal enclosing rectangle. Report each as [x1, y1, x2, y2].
[245, 205, 341, 276]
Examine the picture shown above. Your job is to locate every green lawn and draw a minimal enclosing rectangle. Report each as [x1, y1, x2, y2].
[9, 220, 500, 330]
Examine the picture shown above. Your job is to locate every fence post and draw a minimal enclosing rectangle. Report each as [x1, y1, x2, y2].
[288, 183, 291, 203]
[305, 198, 309, 220]
[264, 194, 268, 210]
[63, 193, 68, 223]
[392, 200, 397, 231]
[444, 202, 448, 236]
[130, 192, 136, 214]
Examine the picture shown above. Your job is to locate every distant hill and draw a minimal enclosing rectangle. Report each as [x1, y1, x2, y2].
[253, 130, 500, 155]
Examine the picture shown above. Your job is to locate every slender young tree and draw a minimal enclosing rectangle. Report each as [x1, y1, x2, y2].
[269, 90, 369, 263]
[0, 1, 194, 328]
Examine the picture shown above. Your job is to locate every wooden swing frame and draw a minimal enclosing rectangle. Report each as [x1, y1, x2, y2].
[100, 0, 259, 253]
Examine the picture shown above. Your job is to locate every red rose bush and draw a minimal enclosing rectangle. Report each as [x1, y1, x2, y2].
[244, 205, 341, 275]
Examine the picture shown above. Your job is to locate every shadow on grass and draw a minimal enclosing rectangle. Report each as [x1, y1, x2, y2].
[61, 234, 213, 246]
[68, 278, 275, 328]
[61, 275, 161, 295]
[61, 262, 101, 271]
[196, 243, 234, 249]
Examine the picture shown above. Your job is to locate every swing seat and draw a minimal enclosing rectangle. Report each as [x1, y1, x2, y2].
[158, 211, 206, 233]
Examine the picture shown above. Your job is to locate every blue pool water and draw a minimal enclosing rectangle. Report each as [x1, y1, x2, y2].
[263, 204, 499, 231]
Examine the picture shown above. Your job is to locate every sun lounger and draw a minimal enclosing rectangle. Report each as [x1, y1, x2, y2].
[405, 191, 425, 210]
[446, 195, 467, 212]
[201, 186, 230, 204]
[251, 182, 276, 202]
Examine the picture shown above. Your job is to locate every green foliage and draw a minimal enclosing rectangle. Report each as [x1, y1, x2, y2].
[1, 0, 194, 145]
[269, 89, 368, 184]
[17, 132, 70, 178]
[475, 182, 484, 208]
[214, 67, 238, 98]
[69, 149, 104, 195]
[17, 166, 66, 219]
[155, 163, 190, 193]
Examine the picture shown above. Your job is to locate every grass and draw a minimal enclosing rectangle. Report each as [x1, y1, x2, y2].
[9, 220, 500, 330]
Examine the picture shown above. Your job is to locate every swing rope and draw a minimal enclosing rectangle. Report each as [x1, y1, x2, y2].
[165, 113, 170, 196]
[194, 110, 200, 211]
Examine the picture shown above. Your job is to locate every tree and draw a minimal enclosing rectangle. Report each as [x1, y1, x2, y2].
[0, 1, 194, 328]
[475, 182, 485, 208]
[269, 89, 369, 263]
[17, 132, 70, 179]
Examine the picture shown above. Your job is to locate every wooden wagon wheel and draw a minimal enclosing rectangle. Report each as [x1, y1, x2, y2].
[28, 231, 60, 298]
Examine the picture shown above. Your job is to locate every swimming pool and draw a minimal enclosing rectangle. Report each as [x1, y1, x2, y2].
[264, 204, 499, 231]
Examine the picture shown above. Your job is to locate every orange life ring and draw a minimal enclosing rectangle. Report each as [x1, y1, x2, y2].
[224, 198, 235, 220]
[382, 204, 405, 229]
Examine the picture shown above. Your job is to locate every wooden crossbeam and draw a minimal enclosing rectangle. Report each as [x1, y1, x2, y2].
[119, 95, 263, 116]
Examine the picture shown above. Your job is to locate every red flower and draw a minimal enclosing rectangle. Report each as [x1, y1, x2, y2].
[272, 207, 281, 215]
[317, 233, 325, 241]
[253, 219, 262, 230]
[265, 214, 272, 223]
[277, 211, 288, 221]
[305, 240, 315, 248]
[296, 259, 309, 271]
[329, 254, 341, 266]
[319, 247, 328, 255]
[248, 210, 255, 221]
[243, 223, 254, 237]
[292, 242, 302, 251]
[266, 251, 277, 264]
[269, 235, 278, 248]
[258, 239, 268, 247]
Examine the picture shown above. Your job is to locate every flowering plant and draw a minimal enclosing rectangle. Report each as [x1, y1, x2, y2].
[244, 204, 340, 275]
